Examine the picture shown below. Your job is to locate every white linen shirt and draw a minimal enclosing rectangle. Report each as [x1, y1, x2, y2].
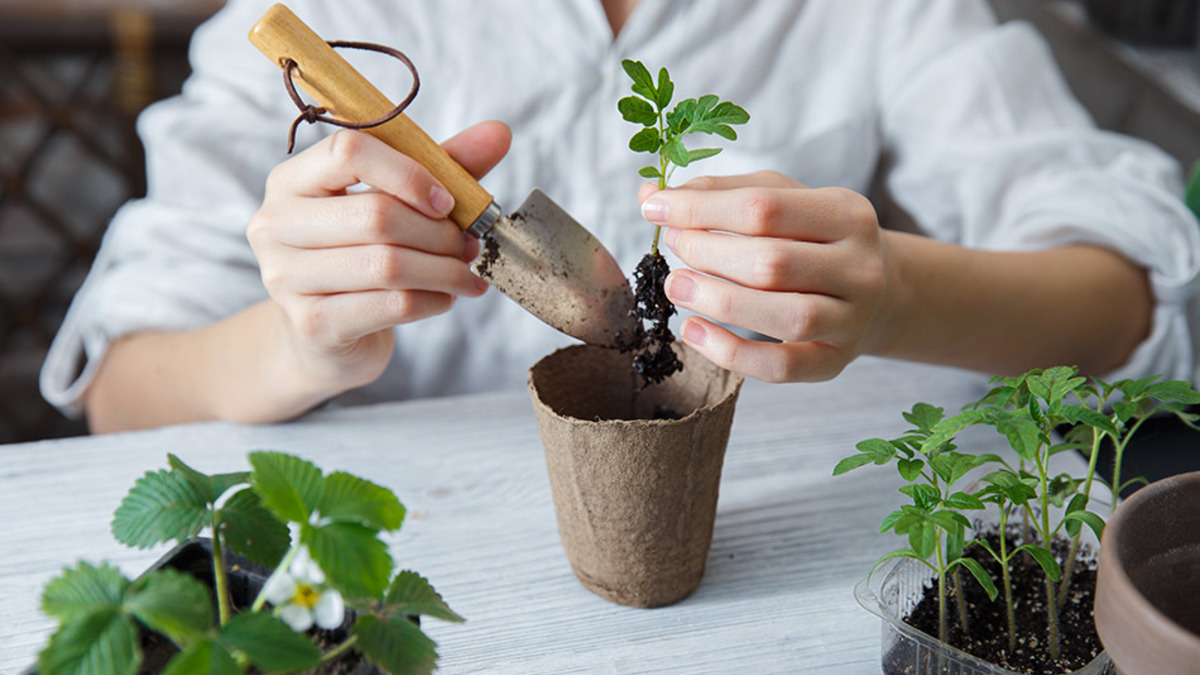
[41, 0, 1200, 415]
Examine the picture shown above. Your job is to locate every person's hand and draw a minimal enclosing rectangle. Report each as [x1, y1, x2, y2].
[638, 171, 889, 383]
[247, 121, 511, 396]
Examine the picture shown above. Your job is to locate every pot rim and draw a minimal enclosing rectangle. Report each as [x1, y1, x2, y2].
[1097, 470, 1200, 649]
[527, 343, 743, 427]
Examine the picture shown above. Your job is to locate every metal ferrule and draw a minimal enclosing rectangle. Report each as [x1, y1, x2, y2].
[466, 201, 502, 238]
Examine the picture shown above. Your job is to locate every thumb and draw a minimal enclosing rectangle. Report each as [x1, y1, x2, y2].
[441, 120, 512, 181]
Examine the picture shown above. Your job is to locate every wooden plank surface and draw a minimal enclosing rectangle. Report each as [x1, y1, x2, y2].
[0, 357, 1040, 673]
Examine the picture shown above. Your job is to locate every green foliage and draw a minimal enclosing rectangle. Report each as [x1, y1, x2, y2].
[383, 571, 466, 624]
[355, 615, 439, 675]
[836, 366, 1200, 656]
[217, 612, 323, 672]
[39, 451, 461, 675]
[619, 59, 749, 189]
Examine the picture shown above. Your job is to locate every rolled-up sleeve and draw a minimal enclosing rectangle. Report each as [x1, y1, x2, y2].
[878, 2, 1200, 383]
[40, 0, 290, 414]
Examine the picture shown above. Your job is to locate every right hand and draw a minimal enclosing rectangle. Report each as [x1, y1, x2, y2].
[247, 121, 511, 397]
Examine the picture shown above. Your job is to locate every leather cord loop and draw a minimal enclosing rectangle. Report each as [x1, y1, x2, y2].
[282, 40, 420, 153]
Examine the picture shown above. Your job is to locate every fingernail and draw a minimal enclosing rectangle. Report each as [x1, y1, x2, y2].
[666, 273, 696, 304]
[641, 196, 668, 224]
[663, 227, 680, 250]
[429, 185, 454, 215]
[682, 320, 707, 347]
[474, 275, 490, 293]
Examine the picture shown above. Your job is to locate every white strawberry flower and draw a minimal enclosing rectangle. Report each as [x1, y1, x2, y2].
[262, 546, 345, 632]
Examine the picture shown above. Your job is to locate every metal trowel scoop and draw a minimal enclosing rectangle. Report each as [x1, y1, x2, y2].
[250, 4, 637, 348]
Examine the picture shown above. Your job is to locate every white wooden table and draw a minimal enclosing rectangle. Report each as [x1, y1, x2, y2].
[0, 357, 1037, 674]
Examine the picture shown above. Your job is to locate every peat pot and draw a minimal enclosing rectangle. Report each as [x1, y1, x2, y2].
[528, 343, 743, 608]
[1095, 471, 1200, 674]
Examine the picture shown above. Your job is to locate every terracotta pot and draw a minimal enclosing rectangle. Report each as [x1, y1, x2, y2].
[528, 343, 742, 608]
[1095, 471, 1200, 674]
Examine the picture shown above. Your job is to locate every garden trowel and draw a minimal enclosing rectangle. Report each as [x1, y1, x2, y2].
[250, 4, 637, 348]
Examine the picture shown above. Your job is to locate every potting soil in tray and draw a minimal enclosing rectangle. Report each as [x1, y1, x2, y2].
[890, 528, 1103, 675]
[136, 541, 372, 675]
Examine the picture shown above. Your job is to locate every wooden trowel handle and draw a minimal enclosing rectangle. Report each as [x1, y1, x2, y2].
[249, 3, 494, 231]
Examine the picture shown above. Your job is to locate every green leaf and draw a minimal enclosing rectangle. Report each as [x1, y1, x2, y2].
[1063, 509, 1106, 542]
[638, 166, 662, 179]
[1058, 405, 1118, 437]
[947, 453, 984, 487]
[125, 569, 213, 647]
[42, 562, 129, 622]
[1028, 366, 1086, 407]
[628, 127, 661, 153]
[993, 410, 1044, 461]
[951, 557, 998, 601]
[1146, 379, 1200, 405]
[857, 438, 898, 464]
[355, 614, 439, 675]
[878, 509, 906, 533]
[832, 453, 874, 476]
[899, 483, 939, 510]
[38, 609, 140, 675]
[112, 470, 210, 548]
[383, 571, 464, 623]
[667, 99, 695, 133]
[161, 640, 242, 675]
[663, 137, 690, 167]
[168, 454, 250, 504]
[896, 458, 924, 482]
[1113, 400, 1140, 424]
[890, 512, 922, 535]
[944, 491, 984, 510]
[217, 487, 290, 567]
[618, 96, 657, 126]
[1017, 544, 1062, 583]
[983, 470, 1036, 504]
[1114, 374, 1159, 399]
[945, 526, 964, 561]
[903, 403, 945, 435]
[218, 612, 322, 672]
[928, 510, 969, 535]
[655, 67, 674, 109]
[249, 451, 324, 525]
[304, 521, 393, 600]
[317, 471, 406, 531]
[909, 521, 938, 560]
[621, 59, 655, 100]
[708, 100, 750, 125]
[923, 409, 988, 454]
[685, 147, 722, 164]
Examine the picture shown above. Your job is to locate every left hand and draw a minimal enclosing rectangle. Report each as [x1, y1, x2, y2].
[638, 171, 889, 383]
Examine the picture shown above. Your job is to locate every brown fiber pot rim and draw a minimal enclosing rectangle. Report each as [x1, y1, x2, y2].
[527, 343, 743, 427]
[1095, 471, 1200, 669]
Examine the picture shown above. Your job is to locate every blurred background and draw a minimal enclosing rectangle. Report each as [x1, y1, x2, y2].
[0, 0, 1198, 444]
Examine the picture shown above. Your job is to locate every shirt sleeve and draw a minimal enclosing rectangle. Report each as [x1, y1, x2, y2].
[40, 0, 292, 415]
[877, 1, 1200, 383]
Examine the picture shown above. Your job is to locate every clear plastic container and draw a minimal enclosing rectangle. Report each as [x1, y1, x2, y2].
[854, 557, 1114, 675]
